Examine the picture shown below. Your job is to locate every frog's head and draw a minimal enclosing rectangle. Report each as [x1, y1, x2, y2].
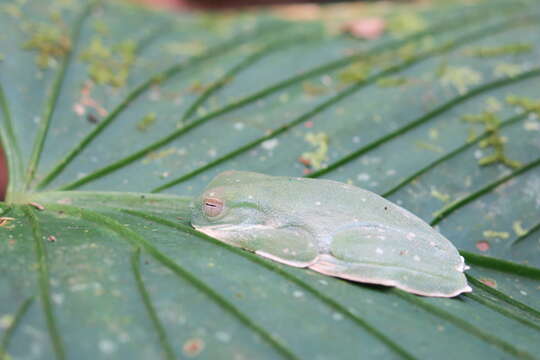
[191, 171, 280, 243]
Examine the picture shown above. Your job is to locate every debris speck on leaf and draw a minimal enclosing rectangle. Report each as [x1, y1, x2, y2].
[47, 235, 57, 242]
[73, 81, 108, 117]
[430, 188, 450, 202]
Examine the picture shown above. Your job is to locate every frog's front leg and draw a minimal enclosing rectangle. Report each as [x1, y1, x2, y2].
[232, 226, 319, 268]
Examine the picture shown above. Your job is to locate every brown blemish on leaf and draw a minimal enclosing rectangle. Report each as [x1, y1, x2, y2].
[183, 338, 204, 357]
[0, 217, 15, 228]
[302, 81, 327, 96]
[480, 278, 497, 288]
[342, 17, 386, 40]
[29, 202, 45, 211]
[73, 81, 109, 118]
[476, 240, 490, 252]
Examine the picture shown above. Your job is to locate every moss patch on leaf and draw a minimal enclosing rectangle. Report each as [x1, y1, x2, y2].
[80, 37, 136, 87]
[376, 76, 409, 87]
[387, 12, 427, 36]
[136, 113, 157, 132]
[22, 21, 71, 69]
[506, 95, 540, 115]
[462, 111, 522, 169]
[464, 43, 533, 57]
[338, 61, 371, 84]
[299, 132, 329, 170]
[439, 66, 483, 94]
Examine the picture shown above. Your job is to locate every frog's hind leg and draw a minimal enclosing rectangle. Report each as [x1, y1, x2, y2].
[309, 226, 471, 297]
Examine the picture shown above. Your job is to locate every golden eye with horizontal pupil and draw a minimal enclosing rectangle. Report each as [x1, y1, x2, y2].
[203, 198, 224, 217]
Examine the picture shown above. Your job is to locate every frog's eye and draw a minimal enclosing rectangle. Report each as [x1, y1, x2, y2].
[203, 198, 224, 217]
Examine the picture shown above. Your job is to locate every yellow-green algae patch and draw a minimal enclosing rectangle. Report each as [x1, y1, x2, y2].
[464, 43, 533, 57]
[300, 132, 329, 170]
[22, 21, 71, 69]
[462, 111, 522, 169]
[80, 37, 136, 87]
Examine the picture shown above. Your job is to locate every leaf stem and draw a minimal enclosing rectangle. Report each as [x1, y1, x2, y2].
[51, 5, 527, 192]
[131, 248, 176, 360]
[466, 274, 540, 321]
[23, 206, 66, 360]
[24, 3, 93, 190]
[122, 209, 418, 360]
[0, 297, 34, 357]
[309, 67, 540, 179]
[48, 203, 300, 360]
[35, 21, 294, 190]
[382, 112, 529, 197]
[460, 251, 540, 280]
[0, 85, 24, 201]
[430, 157, 540, 226]
[393, 290, 535, 360]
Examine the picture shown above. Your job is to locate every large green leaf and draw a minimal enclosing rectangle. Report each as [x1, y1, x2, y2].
[1, 0, 540, 359]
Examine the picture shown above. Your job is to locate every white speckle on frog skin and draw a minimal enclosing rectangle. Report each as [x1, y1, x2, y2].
[234, 122, 245, 131]
[315, 201, 321, 206]
[332, 312, 343, 321]
[261, 138, 279, 151]
[293, 290, 304, 298]
[377, 235, 386, 240]
[283, 248, 290, 253]
[386, 169, 396, 176]
[352, 136, 361, 144]
[414, 255, 421, 262]
[376, 248, 384, 255]
[248, 195, 253, 199]
[208, 148, 217, 158]
[407, 232, 416, 240]
[209, 192, 215, 196]
[520, 290, 528, 296]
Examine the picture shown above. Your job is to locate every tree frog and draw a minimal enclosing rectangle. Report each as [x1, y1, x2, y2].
[191, 171, 471, 297]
